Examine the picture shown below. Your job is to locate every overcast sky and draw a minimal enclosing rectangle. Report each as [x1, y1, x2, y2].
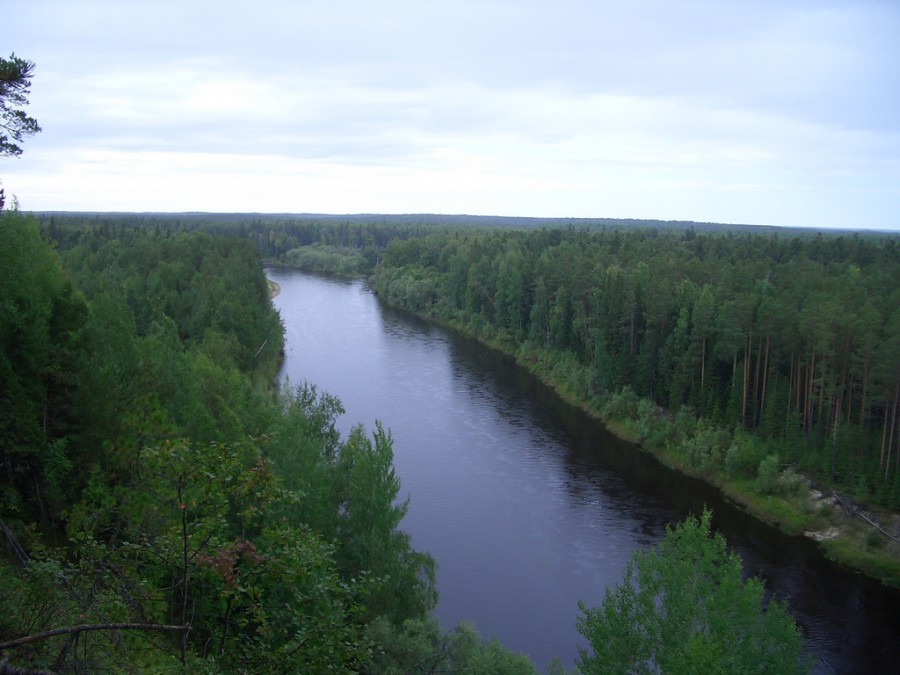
[4, 0, 899, 229]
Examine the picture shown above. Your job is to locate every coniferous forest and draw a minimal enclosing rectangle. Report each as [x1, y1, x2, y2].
[1, 40, 894, 672]
[365, 224, 900, 583]
[4, 208, 897, 672]
[2, 210, 554, 672]
[179, 211, 900, 579]
[152, 210, 900, 515]
[371, 225, 900, 505]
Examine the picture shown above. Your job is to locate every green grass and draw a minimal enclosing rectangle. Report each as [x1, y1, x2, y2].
[717, 481, 819, 535]
[822, 535, 900, 588]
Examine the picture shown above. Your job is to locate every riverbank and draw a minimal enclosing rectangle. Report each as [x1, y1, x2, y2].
[268, 278, 281, 299]
[392, 306, 900, 589]
[267, 263, 900, 587]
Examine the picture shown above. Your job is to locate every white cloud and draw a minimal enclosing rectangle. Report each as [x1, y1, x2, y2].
[3, 0, 899, 228]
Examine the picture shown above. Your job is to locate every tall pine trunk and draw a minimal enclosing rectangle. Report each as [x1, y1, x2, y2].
[884, 385, 899, 480]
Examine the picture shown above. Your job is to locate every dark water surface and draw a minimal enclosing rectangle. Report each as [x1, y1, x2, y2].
[269, 269, 899, 674]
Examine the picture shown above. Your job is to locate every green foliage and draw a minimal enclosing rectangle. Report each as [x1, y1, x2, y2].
[182, 520, 371, 673]
[334, 423, 437, 623]
[725, 433, 768, 480]
[376, 264, 440, 315]
[0, 53, 42, 157]
[10, 211, 898, 667]
[59, 228, 283, 376]
[680, 421, 732, 472]
[48, 434, 373, 672]
[265, 386, 438, 626]
[0, 211, 87, 523]
[635, 398, 664, 444]
[284, 243, 367, 275]
[755, 454, 782, 495]
[364, 223, 900, 508]
[601, 387, 641, 420]
[364, 617, 538, 675]
[0, 555, 142, 672]
[266, 382, 345, 529]
[365, 615, 446, 674]
[0, 222, 444, 671]
[576, 510, 810, 675]
[445, 622, 537, 674]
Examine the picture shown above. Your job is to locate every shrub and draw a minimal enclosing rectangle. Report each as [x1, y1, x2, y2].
[725, 434, 767, 479]
[602, 387, 641, 420]
[776, 467, 807, 498]
[755, 454, 782, 495]
[682, 422, 731, 471]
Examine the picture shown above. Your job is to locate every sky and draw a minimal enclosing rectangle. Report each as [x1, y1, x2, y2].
[3, 0, 899, 229]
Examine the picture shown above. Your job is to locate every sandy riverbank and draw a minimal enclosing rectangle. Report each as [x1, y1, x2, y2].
[268, 279, 281, 299]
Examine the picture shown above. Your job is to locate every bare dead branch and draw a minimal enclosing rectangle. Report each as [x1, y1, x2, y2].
[0, 624, 190, 651]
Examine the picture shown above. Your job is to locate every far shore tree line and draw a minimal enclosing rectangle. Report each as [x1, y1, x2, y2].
[1, 211, 812, 672]
[33, 214, 900, 593]
[367, 225, 900, 509]
[45, 211, 900, 512]
[1, 52, 823, 672]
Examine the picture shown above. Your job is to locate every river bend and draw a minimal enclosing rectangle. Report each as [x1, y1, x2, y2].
[269, 269, 899, 674]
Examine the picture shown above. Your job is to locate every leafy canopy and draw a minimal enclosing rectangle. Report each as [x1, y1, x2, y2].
[0, 221, 443, 672]
[577, 509, 810, 675]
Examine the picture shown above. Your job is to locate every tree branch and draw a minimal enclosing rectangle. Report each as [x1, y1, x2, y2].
[0, 624, 191, 650]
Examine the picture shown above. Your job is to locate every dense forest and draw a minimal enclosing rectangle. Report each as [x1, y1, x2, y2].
[123, 209, 898, 512]
[1, 209, 553, 672]
[369, 226, 900, 497]
[2, 51, 821, 671]
[32, 216, 900, 541]
[77, 210, 899, 580]
[11, 208, 882, 671]
[364, 224, 900, 582]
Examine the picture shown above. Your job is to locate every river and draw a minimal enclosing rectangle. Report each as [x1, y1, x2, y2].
[268, 268, 899, 674]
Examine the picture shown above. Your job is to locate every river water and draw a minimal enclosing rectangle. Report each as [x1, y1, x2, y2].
[268, 268, 899, 674]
